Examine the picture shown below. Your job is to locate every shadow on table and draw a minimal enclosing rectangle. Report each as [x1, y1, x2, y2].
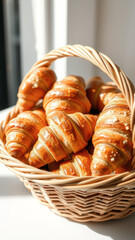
[0, 176, 31, 196]
[65, 211, 135, 240]
[84, 213, 135, 240]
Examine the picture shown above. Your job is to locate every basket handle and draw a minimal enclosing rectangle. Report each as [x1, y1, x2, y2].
[1, 44, 135, 147]
[28, 45, 135, 124]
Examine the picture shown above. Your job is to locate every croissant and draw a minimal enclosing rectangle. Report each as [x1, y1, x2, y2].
[17, 67, 56, 112]
[48, 149, 92, 176]
[43, 75, 91, 117]
[86, 76, 120, 112]
[28, 111, 97, 168]
[114, 163, 131, 174]
[91, 94, 132, 176]
[20, 151, 30, 165]
[5, 109, 47, 159]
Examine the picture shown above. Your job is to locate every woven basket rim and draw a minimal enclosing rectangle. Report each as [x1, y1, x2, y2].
[0, 44, 135, 190]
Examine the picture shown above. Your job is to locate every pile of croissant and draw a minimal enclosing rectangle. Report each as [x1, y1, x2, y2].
[5, 66, 133, 177]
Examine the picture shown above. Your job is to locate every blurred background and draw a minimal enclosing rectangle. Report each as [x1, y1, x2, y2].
[0, 0, 135, 110]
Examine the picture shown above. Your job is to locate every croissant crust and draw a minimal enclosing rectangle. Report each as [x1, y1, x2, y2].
[91, 94, 132, 176]
[17, 67, 56, 112]
[5, 109, 47, 159]
[48, 149, 92, 176]
[43, 75, 91, 116]
[86, 76, 120, 111]
[28, 111, 97, 168]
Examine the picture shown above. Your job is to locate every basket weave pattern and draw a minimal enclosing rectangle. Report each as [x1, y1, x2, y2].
[0, 45, 135, 222]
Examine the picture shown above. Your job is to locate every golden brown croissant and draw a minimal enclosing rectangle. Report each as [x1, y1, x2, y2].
[43, 75, 91, 117]
[48, 149, 92, 176]
[91, 94, 132, 176]
[20, 151, 30, 165]
[114, 163, 131, 174]
[28, 111, 97, 168]
[86, 76, 120, 112]
[5, 109, 47, 159]
[17, 67, 56, 112]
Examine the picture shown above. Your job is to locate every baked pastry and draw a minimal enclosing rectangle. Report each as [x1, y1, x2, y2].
[91, 94, 132, 176]
[5, 109, 47, 159]
[86, 76, 120, 112]
[114, 164, 131, 174]
[48, 149, 92, 176]
[20, 151, 30, 164]
[17, 67, 56, 112]
[28, 111, 97, 168]
[43, 75, 91, 117]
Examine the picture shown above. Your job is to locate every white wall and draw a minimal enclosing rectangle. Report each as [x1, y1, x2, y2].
[19, 0, 135, 85]
[96, 0, 135, 84]
[19, 0, 37, 78]
[67, 0, 97, 81]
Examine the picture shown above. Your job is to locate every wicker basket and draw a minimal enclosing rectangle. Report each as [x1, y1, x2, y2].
[0, 45, 135, 222]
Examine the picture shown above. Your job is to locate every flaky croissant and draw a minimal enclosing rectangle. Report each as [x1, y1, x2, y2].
[48, 149, 92, 176]
[114, 164, 131, 174]
[5, 109, 47, 159]
[86, 76, 120, 112]
[28, 111, 97, 168]
[43, 75, 91, 117]
[17, 67, 56, 112]
[91, 94, 132, 176]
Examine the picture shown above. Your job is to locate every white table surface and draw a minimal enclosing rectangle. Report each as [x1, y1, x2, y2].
[0, 107, 135, 240]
